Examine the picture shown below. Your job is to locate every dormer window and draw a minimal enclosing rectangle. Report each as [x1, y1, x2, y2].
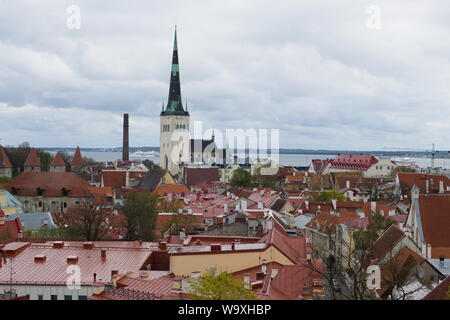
[61, 188, 69, 197]
[37, 187, 44, 196]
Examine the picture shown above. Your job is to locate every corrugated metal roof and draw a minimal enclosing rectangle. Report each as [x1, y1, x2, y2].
[0, 241, 154, 285]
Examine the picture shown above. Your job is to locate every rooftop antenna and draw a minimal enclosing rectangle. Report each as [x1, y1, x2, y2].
[8, 257, 15, 296]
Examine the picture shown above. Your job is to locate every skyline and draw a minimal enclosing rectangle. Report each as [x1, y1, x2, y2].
[1, 1, 450, 150]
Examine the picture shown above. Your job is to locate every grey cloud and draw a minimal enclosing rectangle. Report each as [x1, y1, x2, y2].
[1, 0, 450, 150]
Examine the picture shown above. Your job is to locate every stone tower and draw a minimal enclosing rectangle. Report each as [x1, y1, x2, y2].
[160, 27, 190, 176]
[24, 149, 41, 172]
[50, 151, 66, 173]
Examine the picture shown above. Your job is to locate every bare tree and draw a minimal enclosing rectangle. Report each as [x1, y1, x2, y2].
[64, 191, 114, 241]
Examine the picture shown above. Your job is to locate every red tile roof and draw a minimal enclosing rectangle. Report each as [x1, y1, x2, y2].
[311, 159, 332, 173]
[90, 274, 177, 300]
[89, 186, 114, 205]
[377, 246, 427, 297]
[367, 224, 405, 263]
[286, 172, 307, 183]
[24, 149, 40, 167]
[184, 168, 220, 188]
[50, 152, 66, 167]
[101, 170, 146, 190]
[422, 275, 450, 300]
[344, 214, 406, 230]
[305, 209, 360, 234]
[331, 154, 378, 171]
[259, 223, 306, 263]
[71, 146, 83, 166]
[418, 194, 450, 249]
[154, 184, 190, 195]
[5, 172, 94, 197]
[0, 217, 23, 243]
[117, 276, 175, 297]
[0, 146, 12, 169]
[233, 260, 325, 300]
[398, 173, 450, 195]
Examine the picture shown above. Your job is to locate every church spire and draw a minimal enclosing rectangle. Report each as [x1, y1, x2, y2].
[161, 26, 189, 116]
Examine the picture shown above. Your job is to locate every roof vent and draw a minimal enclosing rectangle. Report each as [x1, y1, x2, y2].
[251, 280, 263, 289]
[83, 242, 94, 249]
[34, 255, 46, 263]
[67, 256, 78, 264]
[158, 241, 167, 251]
[53, 241, 64, 249]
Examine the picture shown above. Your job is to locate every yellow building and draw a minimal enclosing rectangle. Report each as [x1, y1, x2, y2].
[169, 244, 295, 276]
[0, 190, 24, 216]
[167, 224, 304, 276]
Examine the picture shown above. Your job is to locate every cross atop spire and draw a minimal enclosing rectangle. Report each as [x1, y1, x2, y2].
[161, 26, 189, 116]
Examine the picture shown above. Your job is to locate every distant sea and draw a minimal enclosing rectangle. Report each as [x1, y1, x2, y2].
[47, 151, 450, 169]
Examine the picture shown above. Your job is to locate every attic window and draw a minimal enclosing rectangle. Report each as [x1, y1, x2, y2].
[61, 188, 69, 197]
[36, 187, 44, 196]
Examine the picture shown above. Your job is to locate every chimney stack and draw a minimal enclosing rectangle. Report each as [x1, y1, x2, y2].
[122, 113, 129, 161]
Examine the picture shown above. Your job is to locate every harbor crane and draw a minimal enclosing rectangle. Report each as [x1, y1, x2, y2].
[383, 144, 449, 171]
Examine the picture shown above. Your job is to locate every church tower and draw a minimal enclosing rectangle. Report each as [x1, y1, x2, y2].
[160, 27, 190, 175]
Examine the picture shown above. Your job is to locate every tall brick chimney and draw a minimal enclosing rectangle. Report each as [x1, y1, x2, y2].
[122, 113, 129, 161]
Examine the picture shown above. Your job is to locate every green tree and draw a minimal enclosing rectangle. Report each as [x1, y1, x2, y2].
[389, 166, 416, 178]
[0, 177, 11, 184]
[37, 149, 52, 172]
[4, 143, 53, 176]
[24, 226, 67, 239]
[187, 270, 258, 300]
[315, 190, 346, 202]
[230, 168, 253, 188]
[162, 213, 196, 235]
[142, 160, 161, 170]
[122, 191, 159, 241]
[353, 211, 395, 251]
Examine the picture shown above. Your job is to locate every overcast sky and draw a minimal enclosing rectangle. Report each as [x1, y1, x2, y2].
[1, 0, 450, 150]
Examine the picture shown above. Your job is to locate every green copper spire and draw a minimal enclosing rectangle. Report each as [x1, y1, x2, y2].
[161, 26, 189, 116]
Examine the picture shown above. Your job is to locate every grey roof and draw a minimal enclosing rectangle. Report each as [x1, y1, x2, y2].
[270, 199, 287, 212]
[279, 214, 314, 229]
[5, 212, 56, 230]
[293, 214, 314, 229]
[429, 259, 450, 277]
[137, 169, 166, 191]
